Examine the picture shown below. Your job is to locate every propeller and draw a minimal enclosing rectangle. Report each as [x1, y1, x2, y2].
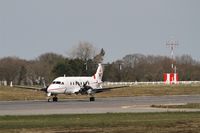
[40, 77, 48, 93]
[41, 86, 48, 93]
[76, 81, 93, 95]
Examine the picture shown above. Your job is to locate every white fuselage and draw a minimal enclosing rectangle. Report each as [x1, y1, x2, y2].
[47, 76, 101, 95]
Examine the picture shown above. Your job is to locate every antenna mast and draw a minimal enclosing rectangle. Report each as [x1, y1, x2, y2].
[166, 39, 178, 73]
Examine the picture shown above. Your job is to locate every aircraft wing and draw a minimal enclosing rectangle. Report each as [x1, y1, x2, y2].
[93, 86, 128, 93]
[13, 85, 47, 92]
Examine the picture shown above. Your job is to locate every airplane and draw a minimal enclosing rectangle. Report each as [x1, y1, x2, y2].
[46, 63, 104, 102]
[14, 64, 126, 102]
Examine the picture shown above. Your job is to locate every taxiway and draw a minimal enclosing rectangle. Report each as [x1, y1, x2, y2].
[0, 95, 200, 115]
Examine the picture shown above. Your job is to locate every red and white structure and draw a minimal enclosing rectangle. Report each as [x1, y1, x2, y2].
[163, 73, 179, 84]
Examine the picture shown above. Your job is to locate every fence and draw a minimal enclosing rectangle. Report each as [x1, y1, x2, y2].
[102, 81, 200, 86]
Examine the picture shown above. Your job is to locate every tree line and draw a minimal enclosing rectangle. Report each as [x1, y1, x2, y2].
[104, 54, 200, 82]
[0, 42, 200, 86]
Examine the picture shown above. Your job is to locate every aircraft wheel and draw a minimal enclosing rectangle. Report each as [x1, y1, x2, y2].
[90, 97, 95, 102]
[48, 98, 51, 102]
[53, 97, 58, 102]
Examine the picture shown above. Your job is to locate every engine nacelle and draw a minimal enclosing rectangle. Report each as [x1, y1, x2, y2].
[79, 86, 93, 95]
[87, 89, 93, 95]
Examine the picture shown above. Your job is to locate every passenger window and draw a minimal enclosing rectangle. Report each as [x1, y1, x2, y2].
[56, 81, 61, 84]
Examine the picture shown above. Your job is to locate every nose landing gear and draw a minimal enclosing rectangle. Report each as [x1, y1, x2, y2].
[53, 96, 58, 102]
[48, 95, 58, 102]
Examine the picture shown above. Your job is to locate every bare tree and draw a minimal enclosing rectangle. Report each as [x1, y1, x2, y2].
[0, 57, 27, 84]
[35, 53, 65, 83]
[69, 41, 96, 61]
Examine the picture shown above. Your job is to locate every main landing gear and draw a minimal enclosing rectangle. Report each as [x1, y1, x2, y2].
[90, 96, 95, 102]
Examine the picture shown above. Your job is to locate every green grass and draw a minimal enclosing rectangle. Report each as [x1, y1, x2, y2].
[1, 84, 200, 101]
[1, 112, 200, 133]
[98, 84, 200, 97]
[0, 86, 45, 101]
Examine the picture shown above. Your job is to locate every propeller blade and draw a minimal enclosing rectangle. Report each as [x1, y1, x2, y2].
[76, 81, 81, 87]
[83, 81, 89, 87]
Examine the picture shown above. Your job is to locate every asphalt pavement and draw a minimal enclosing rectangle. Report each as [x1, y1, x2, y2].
[0, 95, 200, 115]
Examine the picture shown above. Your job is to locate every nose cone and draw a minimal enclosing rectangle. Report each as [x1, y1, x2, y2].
[47, 84, 61, 94]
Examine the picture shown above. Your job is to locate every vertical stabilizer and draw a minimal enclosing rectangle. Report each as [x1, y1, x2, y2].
[93, 64, 103, 83]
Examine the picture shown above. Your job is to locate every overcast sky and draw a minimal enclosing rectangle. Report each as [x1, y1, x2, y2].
[0, 0, 199, 62]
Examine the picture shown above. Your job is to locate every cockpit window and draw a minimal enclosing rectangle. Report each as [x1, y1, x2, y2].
[52, 81, 61, 84]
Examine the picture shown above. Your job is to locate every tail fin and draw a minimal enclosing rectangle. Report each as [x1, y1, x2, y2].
[93, 64, 103, 83]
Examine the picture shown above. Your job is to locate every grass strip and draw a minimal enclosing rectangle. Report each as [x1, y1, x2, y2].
[1, 84, 200, 101]
[0, 112, 200, 133]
